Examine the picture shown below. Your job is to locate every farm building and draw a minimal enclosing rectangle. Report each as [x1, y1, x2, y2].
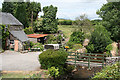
[27, 34, 48, 44]
[0, 12, 29, 51]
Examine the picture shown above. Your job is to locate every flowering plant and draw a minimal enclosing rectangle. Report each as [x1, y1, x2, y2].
[65, 46, 69, 49]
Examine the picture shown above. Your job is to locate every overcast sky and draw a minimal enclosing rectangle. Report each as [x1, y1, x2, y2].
[0, 0, 108, 20]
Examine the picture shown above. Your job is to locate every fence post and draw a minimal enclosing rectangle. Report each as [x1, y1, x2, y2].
[88, 53, 90, 70]
[102, 54, 105, 68]
[75, 52, 77, 68]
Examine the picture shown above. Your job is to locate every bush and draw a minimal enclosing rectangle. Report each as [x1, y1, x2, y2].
[29, 41, 34, 48]
[64, 65, 75, 73]
[86, 44, 94, 53]
[92, 62, 120, 79]
[24, 26, 34, 34]
[105, 44, 113, 57]
[45, 34, 63, 44]
[66, 42, 75, 49]
[0, 25, 9, 50]
[72, 44, 83, 51]
[69, 31, 85, 44]
[48, 67, 59, 78]
[87, 25, 113, 53]
[45, 35, 57, 44]
[32, 42, 44, 51]
[39, 49, 68, 69]
[24, 41, 30, 50]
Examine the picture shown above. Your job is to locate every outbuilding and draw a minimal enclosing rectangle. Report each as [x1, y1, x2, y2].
[0, 12, 29, 51]
[27, 34, 48, 44]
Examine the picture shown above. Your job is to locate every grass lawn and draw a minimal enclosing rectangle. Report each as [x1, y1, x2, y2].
[58, 25, 94, 40]
[58, 25, 78, 38]
[1, 70, 48, 78]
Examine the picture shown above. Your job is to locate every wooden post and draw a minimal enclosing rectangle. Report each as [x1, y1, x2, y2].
[75, 52, 77, 68]
[77, 51, 79, 60]
[88, 53, 90, 70]
[102, 54, 105, 68]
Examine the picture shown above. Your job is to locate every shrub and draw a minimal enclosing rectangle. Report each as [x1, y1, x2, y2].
[72, 44, 83, 51]
[105, 44, 113, 57]
[86, 44, 94, 53]
[66, 42, 75, 49]
[48, 66, 59, 78]
[24, 41, 30, 50]
[87, 25, 113, 53]
[45, 35, 57, 44]
[56, 34, 62, 44]
[64, 65, 75, 73]
[45, 34, 63, 44]
[24, 26, 34, 34]
[39, 49, 68, 69]
[32, 42, 44, 51]
[92, 62, 120, 79]
[29, 41, 34, 48]
[69, 31, 85, 44]
[0, 25, 9, 50]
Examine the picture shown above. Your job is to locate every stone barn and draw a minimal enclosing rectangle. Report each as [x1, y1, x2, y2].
[0, 12, 29, 51]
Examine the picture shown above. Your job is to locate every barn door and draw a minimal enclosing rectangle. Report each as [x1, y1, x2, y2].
[14, 40, 19, 51]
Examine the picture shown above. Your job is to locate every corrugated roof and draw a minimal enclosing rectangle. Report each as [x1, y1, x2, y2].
[10, 31, 29, 42]
[0, 12, 23, 26]
[27, 34, 48, 38]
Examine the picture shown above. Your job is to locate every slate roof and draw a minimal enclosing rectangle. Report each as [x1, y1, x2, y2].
[0, 12, 23, 26]
[10, 31, 29, 42]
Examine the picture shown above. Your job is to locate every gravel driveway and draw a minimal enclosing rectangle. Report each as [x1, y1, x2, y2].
[0, 50, 42, 71]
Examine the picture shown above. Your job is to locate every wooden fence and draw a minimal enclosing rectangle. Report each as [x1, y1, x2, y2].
[67, 52, 105, 69]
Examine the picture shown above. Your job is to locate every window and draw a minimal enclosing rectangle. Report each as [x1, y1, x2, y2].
[10, 40, 14, 44]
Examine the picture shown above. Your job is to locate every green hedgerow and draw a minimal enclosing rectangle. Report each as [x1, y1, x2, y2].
[39, 49, 68, 69]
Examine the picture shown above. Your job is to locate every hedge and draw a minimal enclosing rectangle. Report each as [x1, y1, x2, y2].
[39, 49, 68, 69]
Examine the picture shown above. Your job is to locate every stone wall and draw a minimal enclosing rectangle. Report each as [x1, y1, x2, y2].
[9, 25, 23, 31]
[105, 57, 120, 65]
[28, 38, 37, 43]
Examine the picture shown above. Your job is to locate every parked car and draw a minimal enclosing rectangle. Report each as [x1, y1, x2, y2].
[44, 44, 61, 50]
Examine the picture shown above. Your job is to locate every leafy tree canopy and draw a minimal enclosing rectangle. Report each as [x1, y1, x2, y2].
[69, 31, 85, 44]
[97, 2, 120, 42]
[87, 25, 113, 53]
[40, 5, 58, 33]
[0, 25, 9, 50]
[2, 1, 41, 28]
[73, 14, 92, 27]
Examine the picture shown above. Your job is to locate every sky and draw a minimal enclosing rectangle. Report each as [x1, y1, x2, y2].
[0, 0, 108, 20]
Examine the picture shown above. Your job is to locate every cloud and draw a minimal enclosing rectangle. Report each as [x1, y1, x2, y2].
[35, 0, 107, 20]
[0, 0, 107, 20]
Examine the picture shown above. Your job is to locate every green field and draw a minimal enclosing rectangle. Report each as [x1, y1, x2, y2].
[58, 25, 78, 38]
[58, 25, 94, 40]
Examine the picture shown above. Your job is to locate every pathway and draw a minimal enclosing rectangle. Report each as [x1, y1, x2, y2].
[0, 50, 42, 71]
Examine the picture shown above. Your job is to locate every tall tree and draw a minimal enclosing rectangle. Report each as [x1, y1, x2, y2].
[2, 2, 15, 15]
[73, 14, 93, 34]
[97, 2, 120, 42]
[74, 14, 92, 27]
[40, 5, 58, 33]
[15, 2, 28, 27]
[2, 1, 41, 28]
